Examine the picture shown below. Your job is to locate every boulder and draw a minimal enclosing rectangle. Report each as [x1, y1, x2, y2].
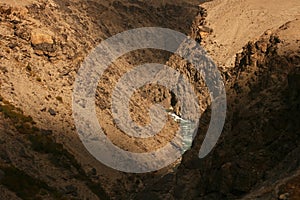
[31, 29, 54, 46]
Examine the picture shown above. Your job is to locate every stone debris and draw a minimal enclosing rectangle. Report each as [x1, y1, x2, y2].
[31, 29, 54, 46]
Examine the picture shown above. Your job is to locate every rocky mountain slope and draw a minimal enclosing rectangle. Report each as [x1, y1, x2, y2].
[143, 19, 300, 200]
[0, 0, 299, 200]
[0, 0, 203, 199]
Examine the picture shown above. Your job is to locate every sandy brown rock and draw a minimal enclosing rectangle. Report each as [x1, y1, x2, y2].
[31, 29, 54, 45]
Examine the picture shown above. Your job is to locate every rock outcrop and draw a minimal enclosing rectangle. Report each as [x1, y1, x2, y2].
[136, 18, 300, 200]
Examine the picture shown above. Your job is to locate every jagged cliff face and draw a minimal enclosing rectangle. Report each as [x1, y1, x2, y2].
[0, 0, 300, 200]
[125, 5, 300, 200]
[173, 20, 300, 200]
[126, 9, 300, 200]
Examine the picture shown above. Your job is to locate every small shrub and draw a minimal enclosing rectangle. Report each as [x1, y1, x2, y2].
[56, 96, 63, 102]
[26, 64, 32, 72]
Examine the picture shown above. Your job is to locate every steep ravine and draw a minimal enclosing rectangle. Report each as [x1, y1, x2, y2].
[0, 0, 300, 200]
[137, 19, 300, 200]
[0, 1, 205, 199]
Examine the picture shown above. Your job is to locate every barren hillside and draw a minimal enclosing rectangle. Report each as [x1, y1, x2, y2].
[0, 0, 299, 199]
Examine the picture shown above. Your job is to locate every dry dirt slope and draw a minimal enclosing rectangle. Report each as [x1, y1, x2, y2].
[201, 0, 300, 67]
[0, 0, 203, 199]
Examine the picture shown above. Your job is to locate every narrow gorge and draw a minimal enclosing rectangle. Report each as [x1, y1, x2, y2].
[0, 0, 299, 199]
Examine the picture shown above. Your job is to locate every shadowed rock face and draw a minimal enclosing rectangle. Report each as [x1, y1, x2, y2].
[137, 19, 300, 200]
